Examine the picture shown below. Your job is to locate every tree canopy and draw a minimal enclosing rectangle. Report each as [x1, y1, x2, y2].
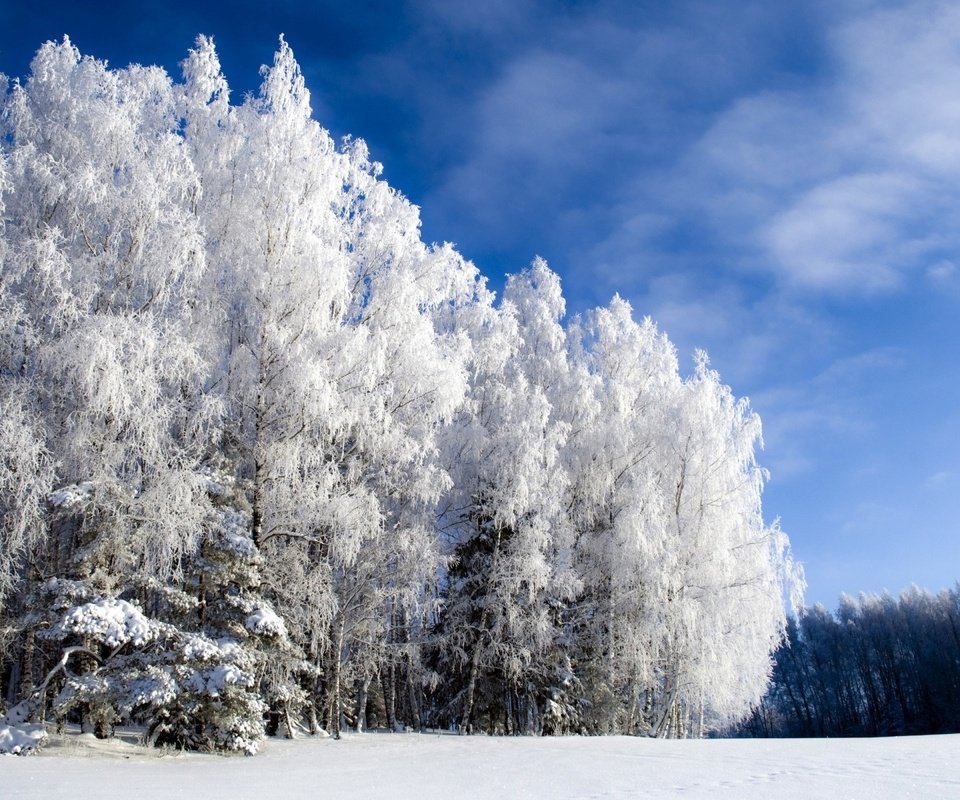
[0, 36, 801, 752]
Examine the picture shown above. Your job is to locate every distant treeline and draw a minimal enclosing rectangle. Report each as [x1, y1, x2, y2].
[740, 586, 960, 737]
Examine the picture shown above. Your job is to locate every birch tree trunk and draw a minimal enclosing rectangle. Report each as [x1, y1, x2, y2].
[460, 525, 503, 733]
[460, 640, 483, 734]
[407, 668, 422, 732]
[328, 616, 345, 739]
[355, 673, 370, 733]
[382, 662, 396, 731]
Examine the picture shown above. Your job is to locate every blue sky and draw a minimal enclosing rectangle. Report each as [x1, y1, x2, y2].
[2, 0, 959, 608]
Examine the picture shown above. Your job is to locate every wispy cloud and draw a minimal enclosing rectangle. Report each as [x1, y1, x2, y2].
[395, 3, 804, 282]
[924, 470, 960, 490]
[750, 346, 907, 479]
[674, 1, 960, 295]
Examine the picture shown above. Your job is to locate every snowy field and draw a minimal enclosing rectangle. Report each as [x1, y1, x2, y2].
[3, 731, 959, 799]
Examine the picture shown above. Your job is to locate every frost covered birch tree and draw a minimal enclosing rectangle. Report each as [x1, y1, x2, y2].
[650, 353, 799, 736]
[1, 38, 213, 583]
[563, 298, 681, 733]
[0, 38, 230, 738]
[181, 36, 480, 736]
[434, 259, 577, 734]
[562, 301, 799, 736]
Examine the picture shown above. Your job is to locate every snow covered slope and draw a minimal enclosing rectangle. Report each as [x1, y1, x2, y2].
[3, 732, 958, 799]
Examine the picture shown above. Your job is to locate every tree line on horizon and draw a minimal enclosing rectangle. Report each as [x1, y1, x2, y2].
[740, 586, 960, 739]
[0, 36, 800, 753]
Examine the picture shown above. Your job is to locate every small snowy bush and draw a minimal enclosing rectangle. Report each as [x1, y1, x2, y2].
[0, 701, 48, 755]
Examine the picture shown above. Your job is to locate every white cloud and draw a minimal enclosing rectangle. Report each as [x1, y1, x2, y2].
[747, 346, 907, 480]
[413, 3, 801, 279]
[831, 2, 960, 175]
[924, 470, 960, 490]
[336, 1, 960, 521]
[927, 259, 957, 282]
[677, 1, 960, 294]
[762, 172, 925, 291]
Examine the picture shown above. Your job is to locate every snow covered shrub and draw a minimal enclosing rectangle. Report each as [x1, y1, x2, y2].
[121, 504, 304, 754]
[41, 586, 270, 753]
[29, 502, 302, 754]
[40, 594, 147, 714]
[196, 495, 311, 720]
[540, 664, 585, 736]
[137, 633, 266, 754]
[0, 701, 48, 755]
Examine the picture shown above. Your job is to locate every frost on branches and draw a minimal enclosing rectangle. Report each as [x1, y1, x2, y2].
[0, 36, 801, 754]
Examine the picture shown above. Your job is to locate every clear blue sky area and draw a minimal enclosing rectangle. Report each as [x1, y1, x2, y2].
[2, 0, 958, 608]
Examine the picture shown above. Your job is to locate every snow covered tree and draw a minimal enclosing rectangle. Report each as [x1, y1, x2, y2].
[0, 40, 217, 725]
[563, 301, 799, 736]
[0, 388, 51, 607]
[432, 259, 577, 734]
[177, 36, 363, 732]
[648, 353, 799, 736]
[9, 473, 302, 754]
[180, 36, 480, 736]
[563, 298, 681, 734]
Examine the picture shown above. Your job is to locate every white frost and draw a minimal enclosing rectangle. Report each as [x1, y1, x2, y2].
[221, 511, 258, 559]
[60, 598, 155, 647]
[48, 481, 95, 509]
[245, 606, 286, 638]
[187, 664, 253, 698]
[180, 634, 223, 662]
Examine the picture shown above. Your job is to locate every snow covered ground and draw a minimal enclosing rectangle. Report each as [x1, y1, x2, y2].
[3, 730, 958, 799]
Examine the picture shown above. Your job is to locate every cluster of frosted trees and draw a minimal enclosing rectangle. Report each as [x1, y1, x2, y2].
[0, 37, 799, 752]
[743, 587, 960, 738]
